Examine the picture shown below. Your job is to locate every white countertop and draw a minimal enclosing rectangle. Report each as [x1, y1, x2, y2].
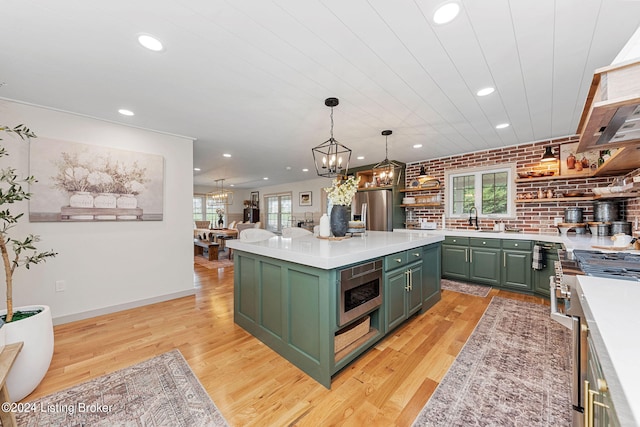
[395, 228, 640, 253]
[226, 230, 444, 269]
[575, 276, 640, 426]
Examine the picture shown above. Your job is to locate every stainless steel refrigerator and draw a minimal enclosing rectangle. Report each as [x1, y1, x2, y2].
[352, 189, 393, 231]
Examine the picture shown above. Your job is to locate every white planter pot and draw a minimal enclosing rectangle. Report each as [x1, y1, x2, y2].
[1, 305, 54, 401]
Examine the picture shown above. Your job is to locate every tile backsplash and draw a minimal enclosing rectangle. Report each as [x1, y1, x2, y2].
[405, 135, 640, 234]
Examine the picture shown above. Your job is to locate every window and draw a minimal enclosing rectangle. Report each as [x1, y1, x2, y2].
[193, 196, 205, 221]
[193, 195, 224, 224]
[445, 164, 515, 218]
[265, 192, 292, 233]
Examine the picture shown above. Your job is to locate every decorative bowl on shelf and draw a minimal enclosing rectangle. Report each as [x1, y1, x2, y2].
[564, 191, 584, 197]
[517, 172, 530, 179]
[543, 171, 555, 176]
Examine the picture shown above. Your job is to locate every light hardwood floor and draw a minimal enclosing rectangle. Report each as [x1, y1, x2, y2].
[26, 260, 548, 426]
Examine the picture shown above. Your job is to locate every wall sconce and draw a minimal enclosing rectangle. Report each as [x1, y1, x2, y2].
[312, 97, 351, 178]
[541, 146, 557, 162]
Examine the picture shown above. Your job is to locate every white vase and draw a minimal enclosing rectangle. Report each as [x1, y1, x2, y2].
[2, 305, 54, 401]
[116, 194, 137, 209]
[94, 192, 117, 208]
[69, 191, 93, 208]
[319, 214, 330, 237]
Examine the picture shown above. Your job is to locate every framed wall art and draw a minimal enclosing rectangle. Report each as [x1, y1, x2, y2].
[29, 138, 164, 222]
[250, 191, 259, 209]
[299, 191, 312, 206]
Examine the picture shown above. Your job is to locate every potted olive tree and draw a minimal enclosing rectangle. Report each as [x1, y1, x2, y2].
[0, 123, 57, 401]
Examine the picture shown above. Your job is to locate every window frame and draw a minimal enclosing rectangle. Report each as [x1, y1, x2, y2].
[444, 163, 516, 219]
[264, 191, 293, 233]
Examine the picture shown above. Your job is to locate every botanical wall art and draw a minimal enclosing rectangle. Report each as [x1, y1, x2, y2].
[29, 138, 164, 222]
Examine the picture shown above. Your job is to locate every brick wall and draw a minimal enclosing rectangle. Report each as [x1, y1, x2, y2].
[405, 135, 640, 233]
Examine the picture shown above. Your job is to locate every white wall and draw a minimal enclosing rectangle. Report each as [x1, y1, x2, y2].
[0, 99, 194, 324]
[250, 176, 332, 224]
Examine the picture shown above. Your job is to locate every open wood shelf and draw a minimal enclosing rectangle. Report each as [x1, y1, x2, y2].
[399, 186, 442, 192]
[400, 203, 442, 207]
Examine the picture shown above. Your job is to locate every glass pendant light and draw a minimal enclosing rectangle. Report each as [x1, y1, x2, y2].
[312, 98, 351, 178]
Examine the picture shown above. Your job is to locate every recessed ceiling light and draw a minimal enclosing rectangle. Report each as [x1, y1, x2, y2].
[118, 109, 134, 116]
[137, 34, 164, 52]
[433, 2, 460, 24]
[229, 184, 235, 187]
[413, 144, 423, 149]
[476, 87, 495, 97]
[357, 156, 365, 160]
[223, 153, 231, 158]
[193, 168, 201, 171]
[495, 123, 510, 129]
[302, 168, 309, 172]
[263, 177, 269, 180]
[285, 166, 292, 170]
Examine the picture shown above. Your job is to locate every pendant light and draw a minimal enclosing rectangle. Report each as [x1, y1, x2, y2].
[373, 130, 402, 186]
[541, 146, 557, 162]
[208, 178, 234, 205]
[312, 97, 351, 178]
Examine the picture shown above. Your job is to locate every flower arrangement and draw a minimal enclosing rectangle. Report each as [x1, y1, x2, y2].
[324, 175, 361, 206]
[216, 208, 225, 216]
[53, 153, 147, 195]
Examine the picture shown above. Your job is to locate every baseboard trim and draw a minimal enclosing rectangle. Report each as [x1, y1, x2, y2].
[52, 289, 197, 326]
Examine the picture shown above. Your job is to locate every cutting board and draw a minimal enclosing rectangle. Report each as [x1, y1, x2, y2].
[591, 244, 633, 250]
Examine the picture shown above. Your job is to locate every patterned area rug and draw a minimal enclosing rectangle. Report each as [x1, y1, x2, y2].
[441, 278, 491, 297]
[194, 253, 234, 269]
[413, 297, 572, 427]
[17, 350, 229, 427]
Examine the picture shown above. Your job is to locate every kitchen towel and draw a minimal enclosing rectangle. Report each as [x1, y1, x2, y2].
[532, 244, 545, 270]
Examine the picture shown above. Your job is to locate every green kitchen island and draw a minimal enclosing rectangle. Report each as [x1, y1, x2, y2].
[225, 230, 443, 388]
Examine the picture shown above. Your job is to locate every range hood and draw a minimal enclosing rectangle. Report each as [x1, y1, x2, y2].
[576, 58, 640, 153]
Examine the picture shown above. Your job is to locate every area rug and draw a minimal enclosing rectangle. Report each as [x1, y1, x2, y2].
[194, 253, 234, 269]
[412, 297, 572, 427]
[17, 349, 229, 427]
[441, 278, 491, 297]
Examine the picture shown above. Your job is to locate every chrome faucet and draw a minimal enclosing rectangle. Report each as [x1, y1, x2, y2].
[468, 207, 479, 230]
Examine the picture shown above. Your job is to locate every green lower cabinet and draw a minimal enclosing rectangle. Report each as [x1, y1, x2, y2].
[501, 250, 532, 291]
[421, 244, 441, 311]
[384, 261, 422, 333]
[587, 336, 621, 427]
[469, 247, 501, 285]
[533, 243, 561, 297]
[442, 244, 469, 280]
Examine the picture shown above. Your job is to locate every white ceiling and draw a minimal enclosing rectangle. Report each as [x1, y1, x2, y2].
[1, 0, 639, 189]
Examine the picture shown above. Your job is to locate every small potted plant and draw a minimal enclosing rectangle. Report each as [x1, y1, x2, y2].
[0, 123, 57, 401]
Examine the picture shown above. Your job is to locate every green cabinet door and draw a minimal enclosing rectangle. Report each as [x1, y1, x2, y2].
[385, 268, 408, 332]
[502, 250, 532, 290]
[421, 244, 441, 311]
[384, 259, 423, 333]
[533, 243, 561, 297]
[407, 262, 423, 316]
[442, 244, 469, 280]
[587, 336, 621, 427]
[469, 247, 501, 285]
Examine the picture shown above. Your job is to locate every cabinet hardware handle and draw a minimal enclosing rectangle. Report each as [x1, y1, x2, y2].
[514, 243, 518, 247]
[482, 241, 486, 245]
[412, 252, 420, 257]
[405, 270, 410, 291]
[503, 252, 506, 267]
[465, 248, 468, 262]
[395, 258, 402, 263]
[470, 249, 473, 263]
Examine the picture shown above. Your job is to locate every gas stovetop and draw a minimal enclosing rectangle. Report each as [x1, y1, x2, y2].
[572, 250, 640, 281]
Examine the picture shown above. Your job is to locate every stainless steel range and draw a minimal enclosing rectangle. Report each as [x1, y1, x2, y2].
[550, 248, 640, 427]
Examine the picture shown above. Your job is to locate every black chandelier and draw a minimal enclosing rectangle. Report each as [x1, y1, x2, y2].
[373, 130, 401, 186]
[312, 97, 351, 178]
